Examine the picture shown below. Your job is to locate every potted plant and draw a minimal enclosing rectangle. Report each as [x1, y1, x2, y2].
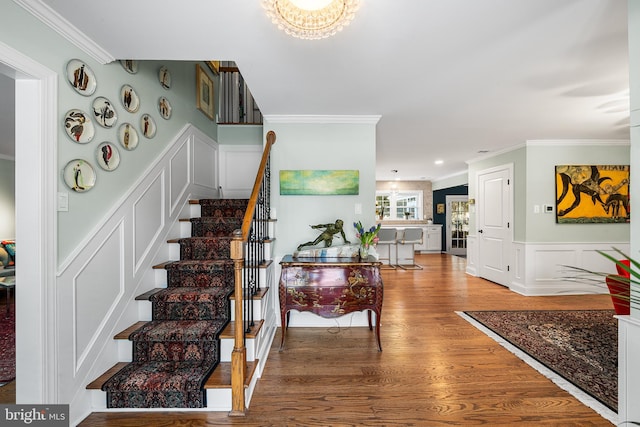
[566, 248, 639, 315]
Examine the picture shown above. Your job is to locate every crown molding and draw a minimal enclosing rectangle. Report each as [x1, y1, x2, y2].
[525, 139, 630, 146]
[14, 0, 114, 64]
[263, 114, 381, 124]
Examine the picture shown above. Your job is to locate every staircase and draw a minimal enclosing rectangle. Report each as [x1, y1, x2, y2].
[87, 131, 277, 413]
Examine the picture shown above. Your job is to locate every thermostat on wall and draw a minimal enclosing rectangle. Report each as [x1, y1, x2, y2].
[543, 204, 554, 213]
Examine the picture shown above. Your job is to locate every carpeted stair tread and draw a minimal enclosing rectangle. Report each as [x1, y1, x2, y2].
[101, 198, 246, 408]
[177, 237, 232, 260]
[198, 199, 249, 218]
[149, 287, 233, 320]
[149, 286, 233, 303]
[164, 259, 233, 268]
[101, 360, 217, 408]
[189, 217, 243, 238]
[129, 319, 228, 342]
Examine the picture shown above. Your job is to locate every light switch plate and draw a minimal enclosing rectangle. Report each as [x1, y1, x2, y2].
[57, 192, 69, 212]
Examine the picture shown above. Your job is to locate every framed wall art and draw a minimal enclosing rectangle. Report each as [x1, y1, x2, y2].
[206, 60, 220, 75]
[279, 170, 360, 195]
[196, 64, 215, 120]
[555, 164, 630, 223]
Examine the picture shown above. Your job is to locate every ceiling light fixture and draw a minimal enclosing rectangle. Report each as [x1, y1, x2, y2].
[262, 0, 360, 40]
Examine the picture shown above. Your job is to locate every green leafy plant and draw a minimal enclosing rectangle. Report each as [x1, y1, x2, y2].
[565, 247, 640, 311]
[353, 221, 381, 249]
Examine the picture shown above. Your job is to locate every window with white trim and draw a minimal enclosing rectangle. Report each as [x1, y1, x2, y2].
[375, 191, 423, 220]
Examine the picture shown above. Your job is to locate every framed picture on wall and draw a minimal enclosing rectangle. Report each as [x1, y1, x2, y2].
[196, 64, 215, 120]
[206, 60, 220, 75]
[555, 165, 630, 223]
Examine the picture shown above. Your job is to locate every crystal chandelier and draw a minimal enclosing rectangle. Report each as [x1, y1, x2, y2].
[262, 0, 360, 40]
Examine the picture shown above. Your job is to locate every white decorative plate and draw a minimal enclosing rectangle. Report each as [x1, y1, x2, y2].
[120, 84, 140, 113]
[66, 59, 97, 96]
[63, 109, 95, 143]
[140, 114, 156, 139]
[96, 142, 121, 171]
[63, 159, 96, 192]
[118, 123, 139, 150]
[120, 59, 139, 74]
[158, 96, 172, 119]
[92, 96, 118, 128]
[159, 66, 171, 89]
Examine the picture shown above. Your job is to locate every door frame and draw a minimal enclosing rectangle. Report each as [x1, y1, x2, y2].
[445, 195, 468, 256]
[475, 163, 513, 287]
[0, 41, 57, 403]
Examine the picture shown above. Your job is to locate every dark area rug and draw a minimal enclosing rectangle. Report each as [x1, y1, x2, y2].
[462, 309, 617, 412]
[0, 304, 15, 384]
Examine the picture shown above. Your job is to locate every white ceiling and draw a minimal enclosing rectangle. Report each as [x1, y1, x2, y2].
[9, 0, 631, 181]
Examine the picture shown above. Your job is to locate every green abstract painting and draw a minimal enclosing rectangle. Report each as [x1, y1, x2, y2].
[280, 170, 360, 195]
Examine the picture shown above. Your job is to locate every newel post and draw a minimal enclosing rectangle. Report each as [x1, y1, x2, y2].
[229, 229, 246, 416]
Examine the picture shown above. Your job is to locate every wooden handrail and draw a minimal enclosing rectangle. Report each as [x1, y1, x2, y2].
[240, 130, 276, 240]
[229, 130, 276, 416]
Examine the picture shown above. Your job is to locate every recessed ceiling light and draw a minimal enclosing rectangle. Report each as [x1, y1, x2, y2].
[434, 160, 443, 165]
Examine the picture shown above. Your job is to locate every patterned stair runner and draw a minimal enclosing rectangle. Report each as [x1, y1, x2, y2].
[101, 199, 248, 408]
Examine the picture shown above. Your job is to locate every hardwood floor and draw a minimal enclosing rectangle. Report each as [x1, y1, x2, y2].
[81, 253, 613, 426]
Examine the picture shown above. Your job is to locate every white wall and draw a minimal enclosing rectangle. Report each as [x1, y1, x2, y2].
[265, 116, 379, 326]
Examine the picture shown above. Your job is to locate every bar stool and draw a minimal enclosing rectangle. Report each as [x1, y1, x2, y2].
[396, 228, 423, 270]
[376, 228, 397, 269]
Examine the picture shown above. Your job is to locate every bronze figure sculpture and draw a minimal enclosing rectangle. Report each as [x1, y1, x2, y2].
[297, 219, 351, 251]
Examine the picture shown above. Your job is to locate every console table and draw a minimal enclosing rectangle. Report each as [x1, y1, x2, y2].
[279, 255, 384, 351]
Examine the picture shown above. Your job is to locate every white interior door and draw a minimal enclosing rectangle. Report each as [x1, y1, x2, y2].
[477, 165, 512, 286]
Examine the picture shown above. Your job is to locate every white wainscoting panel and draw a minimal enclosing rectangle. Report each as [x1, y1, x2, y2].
[465, 235, 478, 276]
[169, 139, 191, 216]
[74, 222, 124, 371]
[509, 242, 629, 296]
[133, 173, 165, 273]
[219, 145, 262, 198]
[193, 133, 218, 190]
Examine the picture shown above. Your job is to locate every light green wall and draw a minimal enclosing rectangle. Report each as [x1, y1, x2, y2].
[266, 120, 377, 257]
[467, 145, 526, 241]
[468, 141, 630, 244]
[525, 142, 629, 243]
[0, 2, 219, 264]
[0, 158, 15, 239]
[218, 124, 262, 145]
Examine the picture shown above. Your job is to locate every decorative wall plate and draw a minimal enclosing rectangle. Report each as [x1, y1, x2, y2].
[118, 123, 139, 150]
[120, 84, 140, 113]
[140, 114, 156, 139]
[96, 142, 121, 171]
[63, 159, 96, 192]
[66, 59, 96, 96]
[92, 96, 118, 128]
[63, 109, 95, 143]
[158, 96, 172, 119]
[159, 66, 171, 89]
[120, 59, 139, 74]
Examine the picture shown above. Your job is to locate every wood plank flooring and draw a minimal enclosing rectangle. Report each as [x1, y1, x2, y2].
[78, 254, 613, 425]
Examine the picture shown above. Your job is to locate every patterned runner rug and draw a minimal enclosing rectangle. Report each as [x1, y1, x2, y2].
[460, 310, 617, 415]
[0, 304, 15, 384]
